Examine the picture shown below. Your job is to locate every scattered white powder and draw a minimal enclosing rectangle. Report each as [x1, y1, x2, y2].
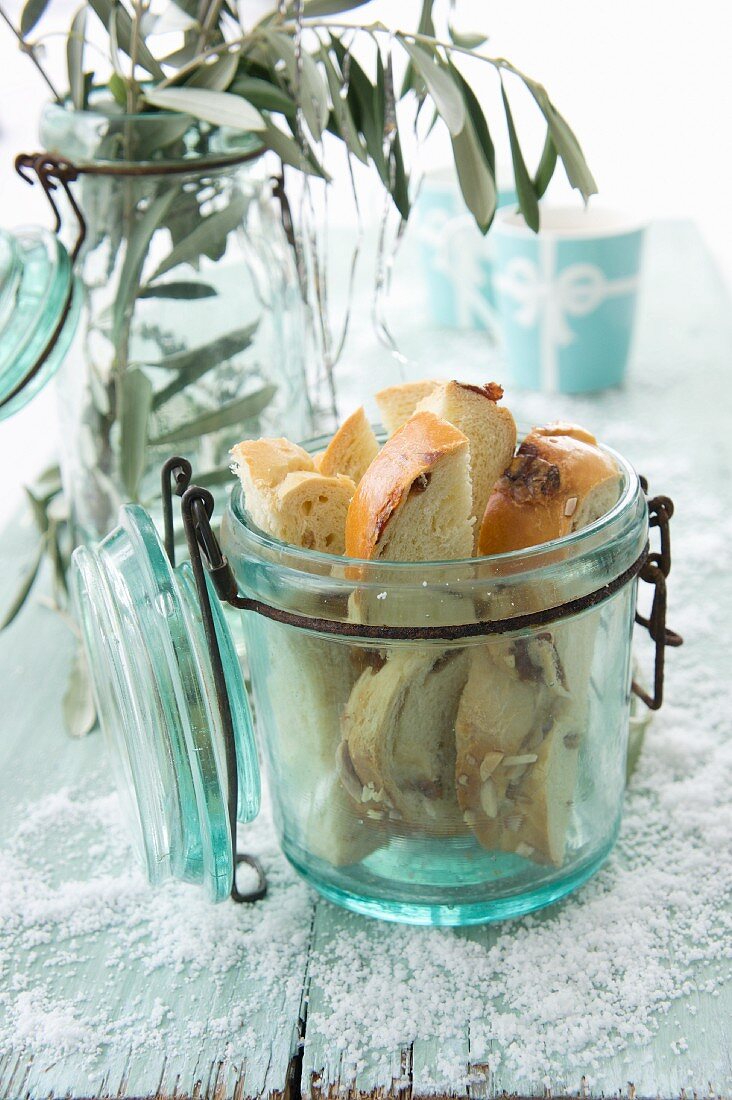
[2, 436, 731, 1093]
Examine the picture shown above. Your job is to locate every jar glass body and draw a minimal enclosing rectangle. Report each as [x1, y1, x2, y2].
[221, 437, 647, 925]
[41, 102, 311, 544]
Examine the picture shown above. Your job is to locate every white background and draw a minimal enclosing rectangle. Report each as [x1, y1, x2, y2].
[0, 0, 730, 521]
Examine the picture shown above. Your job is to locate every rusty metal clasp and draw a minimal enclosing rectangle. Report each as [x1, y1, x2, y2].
[15, 152, 86, 263]
[632, 490, 683, 710]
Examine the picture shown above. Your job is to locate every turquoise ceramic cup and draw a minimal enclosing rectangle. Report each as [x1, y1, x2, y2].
[414, 170, 517, 331]
[492, 207, 646, 393]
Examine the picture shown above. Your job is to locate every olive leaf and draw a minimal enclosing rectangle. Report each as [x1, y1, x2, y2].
[400, 0, 435, 99]
[534, 129, 558, 199]
[63, 643, 97, 738]
[501, 80, 539, 232]
[24, 487, 51, 536]
[230, 76, 296, 116]
[0, 536, 46, 631]
[150, 188, 249, 281]
[448, 25, 488, 49]
[151, 322, 259, 410]
[88, 0, 164, 79]
[144, 87, 265, 131]
[113, 190, 177, 348]
[450, 61, 495, 175]
[67, 6, 87, 109]
[138, 281, 217, 300]
[330, 37, 387, 179]
[119, 369, 153, 499]
[260, 118, 327, 177]
[398, 37, 465, 136]
[20, 0, 50, 37]
[450, 111, 496, 234]
[184, 49, 239, 91]
[190, 465, 236, 489]
[151, 385, 277, 444]
[318, 46, 368, 164]
[522, 77, 598, 201]
[262, 30, 330, 142]
[298, 0, 372, 15]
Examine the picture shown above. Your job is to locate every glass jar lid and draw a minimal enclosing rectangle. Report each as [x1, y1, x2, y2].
[0, 226, 80, 420]
[71, 504, 260, 903]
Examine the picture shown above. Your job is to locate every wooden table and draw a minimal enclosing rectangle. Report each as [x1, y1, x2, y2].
[1, 221, 730, 1099]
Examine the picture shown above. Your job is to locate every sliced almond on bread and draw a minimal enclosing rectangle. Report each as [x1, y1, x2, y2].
[374, 379, 440, 436]
[342, 648, 469, 834]
[416, 381, 517, 551]
[317, 406, 380, 485]
[345, 410, 474, 561]
[231, 436, 355, 554]
[478, 423, 621, 556]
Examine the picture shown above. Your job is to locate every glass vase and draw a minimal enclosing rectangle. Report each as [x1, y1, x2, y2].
[39, 100, 312, 545]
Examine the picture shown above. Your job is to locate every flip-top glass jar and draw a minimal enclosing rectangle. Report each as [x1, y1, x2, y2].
[219, 436, 649, 924]
[73, 434, 671, 925]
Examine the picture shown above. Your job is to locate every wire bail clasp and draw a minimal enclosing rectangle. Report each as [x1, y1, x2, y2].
[15, 152, 87, 263]
[632, 493, 683, 710]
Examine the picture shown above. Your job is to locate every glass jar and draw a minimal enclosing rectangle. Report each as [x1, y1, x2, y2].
[38, 100, 311, 544]
[72, 434, 674, 925]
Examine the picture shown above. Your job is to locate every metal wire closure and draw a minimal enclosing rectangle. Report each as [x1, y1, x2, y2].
[162, 458, 267, 906]
[631, 493, 683, 710]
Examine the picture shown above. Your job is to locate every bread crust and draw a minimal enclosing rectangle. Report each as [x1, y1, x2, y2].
[317, 406, 380, 485]
[374, 379, 440, 436]
[478, 423, 620, 556]
[345, 411, 470, 560]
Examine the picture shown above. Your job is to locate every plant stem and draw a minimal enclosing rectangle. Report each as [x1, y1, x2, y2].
[0, 3, 62, 100]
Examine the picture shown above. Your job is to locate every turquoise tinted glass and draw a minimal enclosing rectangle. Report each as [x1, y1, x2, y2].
[0, 227, 80, 419]
[71, 504, 260, 903]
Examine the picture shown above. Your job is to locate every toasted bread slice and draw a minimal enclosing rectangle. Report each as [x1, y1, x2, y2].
[374, 379, 440, 436]
[343, 648, 469, 834]
[231, 437, 355, 554]
[416, 381, 517, 551]
[478, 423, 620, 556]
[345, 411, 474, 562]
[317, 406, 380, 485]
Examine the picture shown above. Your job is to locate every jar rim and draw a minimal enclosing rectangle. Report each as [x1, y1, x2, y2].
[225, 430, 643, 574]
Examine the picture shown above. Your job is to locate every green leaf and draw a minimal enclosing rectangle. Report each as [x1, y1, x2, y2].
[263, 31, 329, 141]
[400, 0, 435, 98]
[501, 80, 539, 232]
[63, 644, 96, 738]
[31, 463, 62, 502]
[139, 280, 217, 300]
[390, 128, 410, 221]
[447, 25, 488, 49]
[0, 537, 45, 631]
[330, 38, 387, 181]
[151, 322, 258, 410]
[261, 118, 327, 177]
[151, 385, 277, 444]
[144, 87, 265, 132]
[24, 487, 50, 536]
[150, 189, 248, 281]
[185, 50, 238, 92]
[318, 46, 368, 164]
[119, 369, 153, 499]
[299, 0, 372, 14]
[67, 6, 87, 109]
[108, 70, 126, 106]
[398, 37, 465, 136]
[20, 0, 49, 36]
[523, 78, 597, 201]
[88, 0, 164, 79]
[449, 61, 494, 175]
[450, 114, 496, 233]
[113, 190, 176, 347]
[230, 76, 296, 116]
[534, 129, 557, 199]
